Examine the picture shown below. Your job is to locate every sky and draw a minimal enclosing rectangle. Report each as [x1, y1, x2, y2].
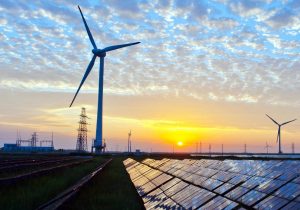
[1, 0, 300, 153]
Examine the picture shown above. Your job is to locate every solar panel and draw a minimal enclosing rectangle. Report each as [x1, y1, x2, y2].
[225, 186, 251, 201]
[212, 171, 236, 182]
[254, 195, 289, 210]
[171, 185, 200, 205]
[163, 181, 189, 197]
[151, 173, 172, 186]
[124, 157, 300, 210]
[143, 190, 173, 210]
[182, 189, 215, 209]
[198, 196, 238, 210]
[241, 177, 270, 189]
[159, 178, 181, 192]
[292, 176, 300, 184]
[154, 197, 181, 209]
[228, 174, 250, 185]
[196, 167, 218, 178]
[200, 178, 224, 191]
[214, 182, 235, 195]
[136, 181, 156, 196]
[184, 173, 207, 185]
[281, 201, 300, 210]
[239, 190, 267, 206]
[273, 182, 300, 200]
[255, 179, 286, 194]
[142, 188, 163, 203]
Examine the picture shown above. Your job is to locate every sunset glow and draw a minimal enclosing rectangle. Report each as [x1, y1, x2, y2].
[177, 141, 183, 147]
[0, 1, 300, 153]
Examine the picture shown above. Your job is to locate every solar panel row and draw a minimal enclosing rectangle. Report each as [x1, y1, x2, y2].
[123, 158, 300, 209]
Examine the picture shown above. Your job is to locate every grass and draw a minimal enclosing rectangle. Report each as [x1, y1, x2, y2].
[0, 157, 107, 210]
[60, 157, 145, 210]
[0, 158, 82, 178]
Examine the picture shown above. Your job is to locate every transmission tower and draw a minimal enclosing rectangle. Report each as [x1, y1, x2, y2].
[76, 107, 88, 151]
[265, 141, 271, 154]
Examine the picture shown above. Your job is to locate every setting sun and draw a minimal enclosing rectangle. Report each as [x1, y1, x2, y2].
[177, 141, 183, 146]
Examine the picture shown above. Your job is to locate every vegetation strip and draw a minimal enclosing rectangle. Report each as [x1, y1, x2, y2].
[59, 157, 145, 210]
[0, 158, 92, 185]
[0, 157, 75, 171]
[36, 158, 112, 210]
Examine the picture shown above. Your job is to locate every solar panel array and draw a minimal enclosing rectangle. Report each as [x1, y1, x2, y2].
[123, 158, 300, 209]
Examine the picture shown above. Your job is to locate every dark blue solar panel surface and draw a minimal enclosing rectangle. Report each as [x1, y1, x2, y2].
[123, 157, 300, 209]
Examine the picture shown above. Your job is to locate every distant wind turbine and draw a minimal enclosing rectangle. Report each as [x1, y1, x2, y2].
[128, 130, 132, 153]
[69, 6, 140, 152]
[266, 114, 296, 154]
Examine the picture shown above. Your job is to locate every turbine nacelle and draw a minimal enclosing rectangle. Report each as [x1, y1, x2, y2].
[92, 49, 106, 57]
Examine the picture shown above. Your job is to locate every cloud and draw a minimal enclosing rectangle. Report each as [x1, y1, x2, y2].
[0, 0, 300, 108]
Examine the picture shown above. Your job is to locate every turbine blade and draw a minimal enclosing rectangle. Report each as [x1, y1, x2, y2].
[281, 119, 297, 126]
[266, 114, 279, 125]
[103, 42, 140, 52]
[276, 128, 280, 143]
[69, 55, 97, 107]
[78, 5, 97, 49]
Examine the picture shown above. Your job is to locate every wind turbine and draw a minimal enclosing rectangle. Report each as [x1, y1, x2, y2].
[266, 114, 296, 154]
[69, 6, 140, 153]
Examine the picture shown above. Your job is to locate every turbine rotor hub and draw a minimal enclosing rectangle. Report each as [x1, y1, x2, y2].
[92, 49, 106, 57]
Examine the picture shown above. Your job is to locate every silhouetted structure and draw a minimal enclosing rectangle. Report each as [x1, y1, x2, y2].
[4, 131, 54, 152]
[266, 114, 296, 154]
[76, 107, 88, 152]
[265, 141, 271, 154]
[69, 5, 140, 153]
[128, 130, 132, 152]
[221, 144, 224, 155]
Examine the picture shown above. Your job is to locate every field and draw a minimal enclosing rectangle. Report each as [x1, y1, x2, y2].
[1, 153, 299, 210]
[0, 154, 144, 210]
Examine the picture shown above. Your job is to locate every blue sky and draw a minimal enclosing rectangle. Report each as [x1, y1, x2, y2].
[0, 0, 300, 152]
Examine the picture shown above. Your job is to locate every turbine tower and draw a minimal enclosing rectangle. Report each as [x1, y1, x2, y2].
[69, 6, 140, 153]
[266, 114, 296, 154]
[128, 130, 132, 153]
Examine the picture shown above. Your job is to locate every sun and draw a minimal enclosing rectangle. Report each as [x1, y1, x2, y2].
[177, 141, 183, 146]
